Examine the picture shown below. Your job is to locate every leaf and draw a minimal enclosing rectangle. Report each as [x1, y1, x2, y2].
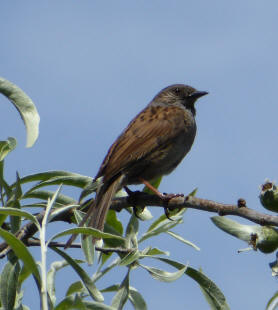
[8, 173, 22, 233]
[211, 216, 278, 254]
[49, 227, 125, 245]
[47, 260, 69, 305]
[24, 176, 92, 195]
[47, 204, 79, 223]
[139, 215, 183, 243]
[146, 209, 185, 233]
[133, 207, 153, 221]
[56, 295, 116, 310]
[0, 160, 12, 202]
[100, 285, 147, 310]
[0, 77, 40, 147]
[0, 256, 20, 310]
[42, 185, 62, 227]
[0, 208, 39, 227]
[23, 189, 76, 205]
[125, 213, 139, 240]
[54, 295, 87, 310]
[0, 138, 17, 161]
[79, 178, 101, 202]
[211, 216, 258, 242]
[73, 210, 95, 265]
[11, 170, 92, 189]
[139, 263, 187, 282]
[119, 250, 140, 266]
[51, 247, 104, 302]
[155, 257, 230, 310]
[0, 228, 41, 283]
[106, 210, 123, 237]
[18, 265, 31, 286]
[141, 247, 169, 257]
[111, 269, 130, 310]
[101, 284, 120, 293]
[167, 231, 200, 251]
[66, 281, 84, 296]
[128, 287, 147, 310]
[266, 291, 278, 310]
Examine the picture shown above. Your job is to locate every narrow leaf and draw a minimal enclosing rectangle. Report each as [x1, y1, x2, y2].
[0, 160, 12, 201]
[142, 247, 169, 257]
[266, 291, 278, 310]
[139, 263, 187, 282]
[146, 209, 185, 233]
[101, 284, 120, 293]
[119, 250, 140, 266]
[66, 281, 84, 296]
[0, 256, 20, 310]
[47, 204, 79, 222]
[74, 210, 95, 265]
[47, 260, 69, 305]
[155, 257, 230, 310]
[139, 218, 183, 243]
[0, 138, 17, 161]
[0, 208, 39, 227]
[51, 246, 104, 302]
[56, 296, 116, 310]
[128, 287, 147, 310]
[167, 231, 200, 251]
[49, 227, 125, 245]
[42, 185, 62, 226]
[0, 77, 40, 147]
[12, 170, 92, 188]
[23, 189, 76, 205]
[106, 210, 123, 236]
[125, 213, 139, 239]
[0, 228, 41, 283]
[111, 269, 130, 310]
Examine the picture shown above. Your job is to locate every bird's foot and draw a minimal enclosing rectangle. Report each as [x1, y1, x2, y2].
[161, 193, 184, 220]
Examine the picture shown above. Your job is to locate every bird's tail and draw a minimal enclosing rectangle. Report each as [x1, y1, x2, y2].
[64, 175, 123, 249]
[88, 175, 123, 231]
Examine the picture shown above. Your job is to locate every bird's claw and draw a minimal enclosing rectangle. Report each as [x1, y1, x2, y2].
[161, 193, 184, 220]
[164, 207, 174, 221]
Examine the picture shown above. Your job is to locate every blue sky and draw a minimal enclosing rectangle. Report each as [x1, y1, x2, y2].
[1, 1, 278, 309]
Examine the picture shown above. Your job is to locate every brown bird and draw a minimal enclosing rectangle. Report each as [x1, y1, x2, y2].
[65, 84, 208, 247]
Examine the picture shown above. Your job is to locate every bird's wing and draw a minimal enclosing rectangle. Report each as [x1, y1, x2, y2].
[96, 104, 189, 181]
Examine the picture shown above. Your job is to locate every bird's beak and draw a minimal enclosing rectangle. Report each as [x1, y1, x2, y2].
[189, 90, 209, 99]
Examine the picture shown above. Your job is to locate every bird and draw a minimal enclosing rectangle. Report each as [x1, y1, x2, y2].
[65, 84, 208, 248]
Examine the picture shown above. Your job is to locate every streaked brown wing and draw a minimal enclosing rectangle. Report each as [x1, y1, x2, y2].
[96, 105, 187, 181]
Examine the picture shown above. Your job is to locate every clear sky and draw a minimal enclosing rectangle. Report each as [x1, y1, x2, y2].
[1, 1, 278, 309]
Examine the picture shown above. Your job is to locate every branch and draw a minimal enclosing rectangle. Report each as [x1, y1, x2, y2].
[26, 239, 133, 254]
[1, 191, 278, 258]
[111, 192, 278, 226]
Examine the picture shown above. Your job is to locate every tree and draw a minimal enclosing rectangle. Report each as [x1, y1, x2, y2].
[0, 77, 277, 310]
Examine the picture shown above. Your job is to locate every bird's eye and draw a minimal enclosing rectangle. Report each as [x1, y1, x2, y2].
[174, 87, 180, 94]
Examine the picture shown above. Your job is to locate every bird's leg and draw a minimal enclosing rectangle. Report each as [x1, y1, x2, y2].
[138, 178, 164, 198]
[138, 178, 183, 220]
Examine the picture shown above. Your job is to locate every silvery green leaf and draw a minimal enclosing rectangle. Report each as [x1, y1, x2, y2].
[0, 77, 40, 147]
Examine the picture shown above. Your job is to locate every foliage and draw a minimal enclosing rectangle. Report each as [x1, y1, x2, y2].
[1, 76, 275, 309]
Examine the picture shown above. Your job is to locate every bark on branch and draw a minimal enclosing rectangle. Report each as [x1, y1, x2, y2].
[0, 191, 277, 258]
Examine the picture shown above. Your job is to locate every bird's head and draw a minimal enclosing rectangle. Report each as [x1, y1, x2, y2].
[153, 84, 208, 116]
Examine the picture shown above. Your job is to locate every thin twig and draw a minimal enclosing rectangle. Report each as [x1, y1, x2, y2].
[26, 239, 133, 254]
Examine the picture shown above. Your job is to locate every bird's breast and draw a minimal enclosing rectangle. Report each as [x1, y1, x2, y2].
[125, 111, 197, 184]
